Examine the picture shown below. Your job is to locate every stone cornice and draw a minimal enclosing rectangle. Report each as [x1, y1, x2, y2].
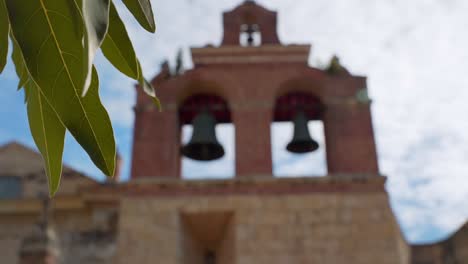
[0, 175, 387, 213]
[82, 175, 387, 199]
[191, 44, 311, 66]
[0, 196, 86, 215]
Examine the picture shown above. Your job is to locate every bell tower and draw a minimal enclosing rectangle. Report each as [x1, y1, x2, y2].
[130, 0, 379, 179]
[119, 2, 409, 264]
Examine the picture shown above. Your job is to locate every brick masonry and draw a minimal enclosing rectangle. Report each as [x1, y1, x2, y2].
[130, 1, 378, 179]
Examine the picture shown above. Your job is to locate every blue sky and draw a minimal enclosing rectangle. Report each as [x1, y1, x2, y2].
[1, 0, 468, 244]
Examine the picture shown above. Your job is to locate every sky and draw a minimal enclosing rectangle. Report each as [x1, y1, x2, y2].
[0, 0, 467, 244]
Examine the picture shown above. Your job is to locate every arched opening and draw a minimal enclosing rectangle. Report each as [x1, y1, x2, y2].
[179, 94, 235, 179]
[271, 92, 327, 177]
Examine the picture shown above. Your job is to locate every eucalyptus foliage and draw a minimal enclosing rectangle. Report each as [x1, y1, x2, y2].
[0, 0, 159, 196]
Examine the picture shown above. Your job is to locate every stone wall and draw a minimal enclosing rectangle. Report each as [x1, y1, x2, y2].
[117, 209, 179, 263]
[0, 203, 117, 264]
[0, 214, 42, 264]
[117, 191, 408, 264]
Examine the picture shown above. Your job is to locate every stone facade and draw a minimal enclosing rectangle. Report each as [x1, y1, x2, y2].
[0, 197, 117, 264]
[113, 179, 404, 264]
[0, 143, 117, 264]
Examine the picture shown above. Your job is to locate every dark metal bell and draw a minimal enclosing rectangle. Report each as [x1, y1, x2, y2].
[181, 110, 225, 161]
[286, 111, 319, 154]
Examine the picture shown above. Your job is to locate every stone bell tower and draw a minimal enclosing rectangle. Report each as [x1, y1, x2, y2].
[121, 1, 408, 263]
[131, 0, 379, 179]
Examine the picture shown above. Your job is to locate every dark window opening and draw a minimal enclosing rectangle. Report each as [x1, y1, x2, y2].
[181, 211, 234, 264]
[0, 176, 22, 199]
[204, 250, 216, 264]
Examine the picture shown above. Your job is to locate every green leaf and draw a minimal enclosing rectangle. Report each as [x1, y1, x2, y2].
[78, 66, 117, 176]
[10, 35, 28, 91]
[7, 0, 116, 176]
[138, 66, 161, 111]
[82, 0, 110, 96]
[102, 3, 161, 110]
[101, 2, 139, 79]
[121, 0, 156, 33]
[25, 80, 66, 197]
[11, 37, 66, 196]
[0, 0, 9, 73]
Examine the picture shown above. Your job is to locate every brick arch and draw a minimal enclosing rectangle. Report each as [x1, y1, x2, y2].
[176, 79, 230, 107]
[273, 91, 323, 123]
[274, 76, 326, 102]
[175, 77, 233, 126]
[273, 76, 326, 120]
[178, 93, 232, 125]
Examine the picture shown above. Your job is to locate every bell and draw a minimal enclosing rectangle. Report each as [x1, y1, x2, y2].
[286, 111, 319, 153]
[181, 110, 225, 161]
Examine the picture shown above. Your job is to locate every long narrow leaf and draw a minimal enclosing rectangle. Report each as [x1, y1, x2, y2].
[121, 0, 156, 33]
[82, 0, 110, 96]
[6, 0, 116, 176]
[11, 39, 66, 196]
[10, 35, 28, 91]
[138, 62, 161, 110]
[25, 81, 66, 197]
[101, 2, 139, 79]
[80, 66, 117, 176]
[101, 2, 160, 109]
[0, 0, 9, 73]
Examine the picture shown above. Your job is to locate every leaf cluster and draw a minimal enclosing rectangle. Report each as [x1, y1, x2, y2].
[0, 0, 159, 196]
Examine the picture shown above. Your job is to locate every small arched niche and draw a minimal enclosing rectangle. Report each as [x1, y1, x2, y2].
[179, 93, 235, 179]
[239, 23, 262, 47]
[271, 91, 327, 177]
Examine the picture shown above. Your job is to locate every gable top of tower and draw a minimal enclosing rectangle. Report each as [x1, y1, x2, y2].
[222, 0, 280, 46]
[190, 1, 311, 67]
